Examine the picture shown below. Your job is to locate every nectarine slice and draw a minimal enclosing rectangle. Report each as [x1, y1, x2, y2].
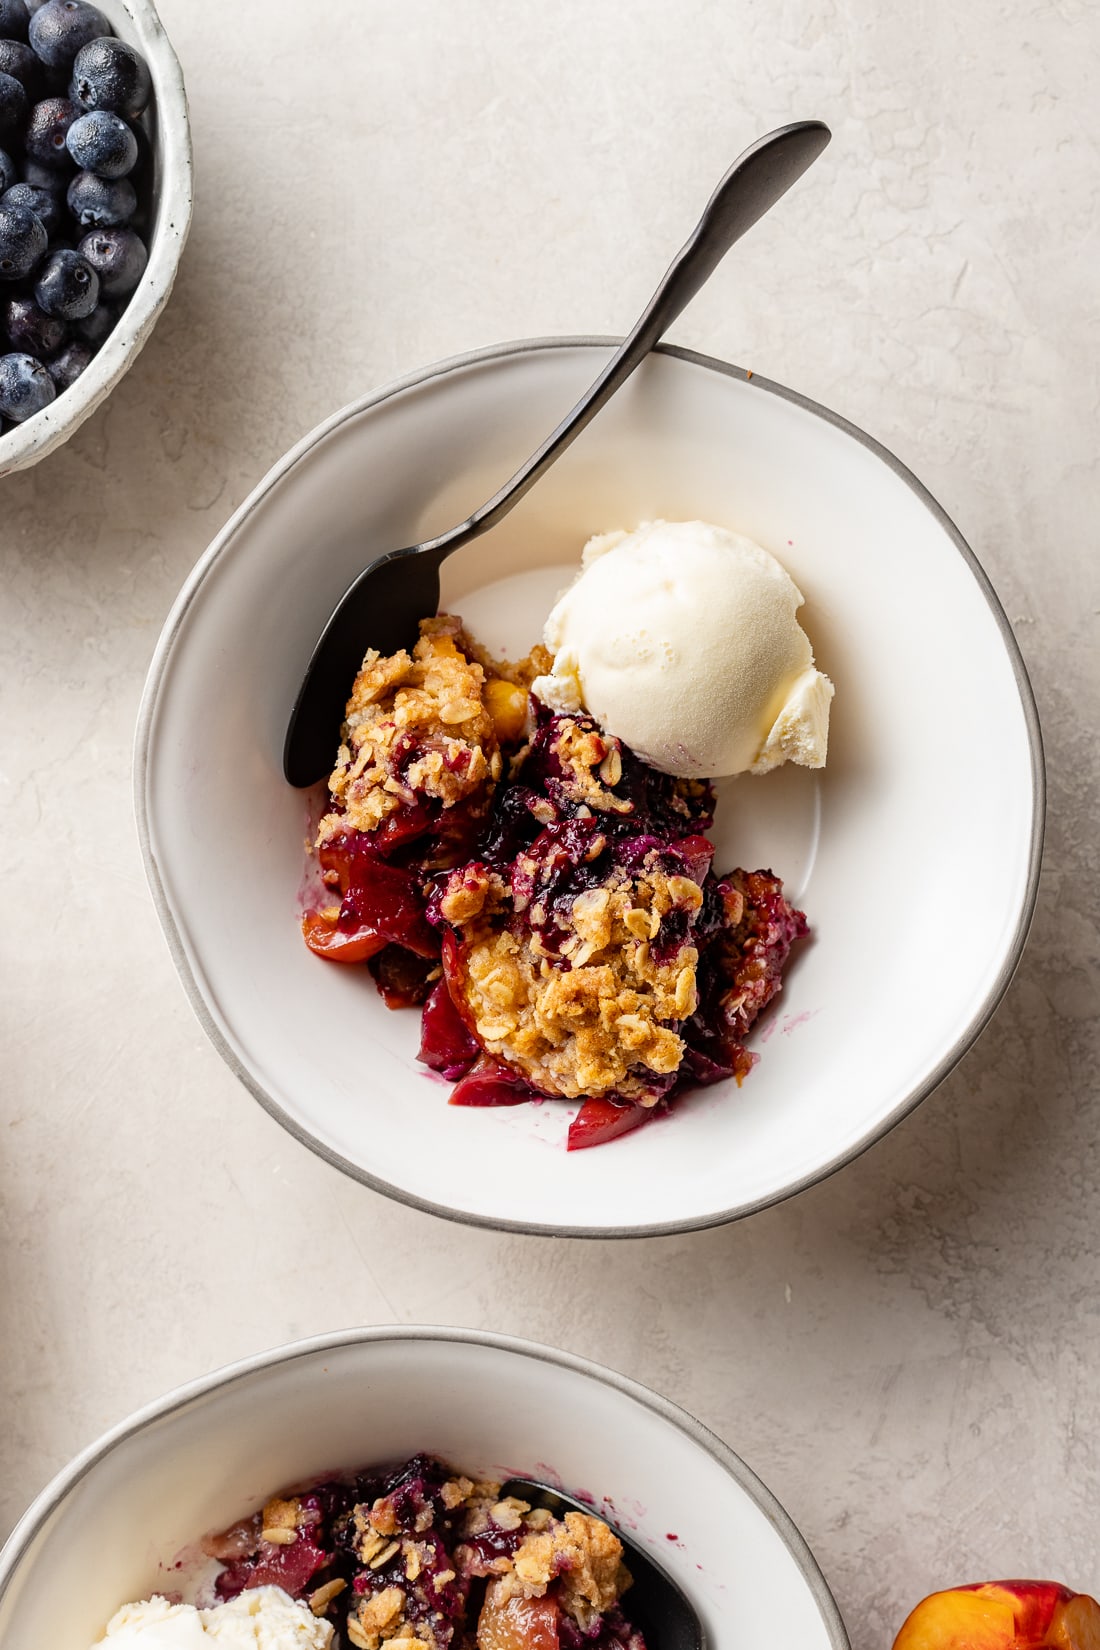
[477, 1583, 559, 1650]
[893, 1585, 1018, 1649]
[894, 1581, 1100, 1649]
[1050, 1593, 1100, 1650]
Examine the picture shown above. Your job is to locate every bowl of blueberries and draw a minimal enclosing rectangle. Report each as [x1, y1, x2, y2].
[0, 0, 191, 475]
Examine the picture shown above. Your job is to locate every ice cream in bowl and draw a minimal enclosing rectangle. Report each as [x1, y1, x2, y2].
[136, 338, 1042, 1233]
[532, 519, 833, 780]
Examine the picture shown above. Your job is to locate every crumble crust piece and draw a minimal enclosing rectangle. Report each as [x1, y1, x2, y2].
[502, 1510, 631, 1626]
[319, 617, 498, 843]
[317, 618, 551, 851]
[260, 1494, 304, 1546]
[442, 857, 703, 1100]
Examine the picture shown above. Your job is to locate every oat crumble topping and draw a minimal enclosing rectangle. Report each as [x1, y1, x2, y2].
[302, 614, 808, 1145]
[440, 854, 702, 1101]
[208, 1455, 646, 1650]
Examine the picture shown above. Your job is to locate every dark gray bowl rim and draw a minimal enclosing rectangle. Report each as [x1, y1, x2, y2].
[133, 336, 1046, 1239]
[0, 1325, 851, 1650]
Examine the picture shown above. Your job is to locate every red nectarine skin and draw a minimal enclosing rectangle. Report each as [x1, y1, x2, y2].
[893, 1582, 1099, 1650]
[999, 1582, 1072, 1641]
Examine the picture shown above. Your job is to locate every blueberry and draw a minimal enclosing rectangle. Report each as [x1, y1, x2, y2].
[34, 243, 96, 315]
[46, 333, 88, 386]
[0, 145, 15, 193]
[77, 223, 143, 296]
[0, 0, 31, 38]
[70, 35, 149, 119]
[0, 37, 43, 94]
[20, 156, 59, 190]
[66, 166, 134, 226]
[70, 292, 111, 341]
[65, 106, 135, 176]
[29, 1, 110, 71]
[0, 199, 46, 277]
[0, 348, 54, 417]
[3, 178, 63, 236]
[24, 94, 78, 166]
[5, 290, 66, 354]
[0, 66, 27, 138]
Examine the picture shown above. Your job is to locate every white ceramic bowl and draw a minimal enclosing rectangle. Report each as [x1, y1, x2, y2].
[0, 0, 192, 478]
[0, 1326, 849, 1650]
[135, 340, 1043, 1235]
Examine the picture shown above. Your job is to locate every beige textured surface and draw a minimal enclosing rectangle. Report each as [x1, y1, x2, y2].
[1, 2, 1097, 1646]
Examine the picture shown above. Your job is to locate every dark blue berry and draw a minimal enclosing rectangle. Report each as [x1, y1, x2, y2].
[46, 333, 88, 386]
[66, 166, 133, 226]
[0, 145, 15, 193]
[29, 1, 111, 71]
[77, 223, 142, 296]
[65, 106, 135, 176]
[24, 94, 78, 166]
[0, 0, 31, 39]
[0, 37, 43, 94]
[0, 348, 54, 417]
[0, 198, 46, 277]
[3, 179, 63, 236]
[34, 243, 95, 314]
[5, 290, 66, 354]
[70, 35, 148, 118]
[20, 156, 59, 190]
[71, 293, 111, 341]
[0, 66, 27, 138]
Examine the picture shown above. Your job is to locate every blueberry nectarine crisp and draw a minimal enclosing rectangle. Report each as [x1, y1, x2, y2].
[303, 615, 807, 1149]
[205, 1453, 646, 1650]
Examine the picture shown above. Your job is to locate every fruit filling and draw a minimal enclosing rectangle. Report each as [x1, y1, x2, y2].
[204, 1454, 646, 1650]
[304, 616, 807, 1148]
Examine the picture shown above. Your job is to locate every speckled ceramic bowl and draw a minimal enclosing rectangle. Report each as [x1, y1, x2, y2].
[136, 340, 1044, 1236]
[0, 1327, 850, 1650]
[0, 0, 192, 478]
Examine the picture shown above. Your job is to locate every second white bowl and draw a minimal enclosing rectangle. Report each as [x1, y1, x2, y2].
[0, 1327, 848, 1650]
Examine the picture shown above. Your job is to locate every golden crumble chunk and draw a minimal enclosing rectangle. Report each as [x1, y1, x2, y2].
[349, 1585, 407, 1648]
[319, 617, 499, 844]
[489, 1509, 631, 1629]
[442, 854, 702, 1101]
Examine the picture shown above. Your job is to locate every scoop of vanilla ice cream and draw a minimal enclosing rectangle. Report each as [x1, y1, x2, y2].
[100, 1599, 211, 1650]
[98, 1590, 333, 1650]
[532, 520, 834, 778]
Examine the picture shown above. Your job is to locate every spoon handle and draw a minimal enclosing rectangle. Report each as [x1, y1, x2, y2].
[425, 119, 830, 556]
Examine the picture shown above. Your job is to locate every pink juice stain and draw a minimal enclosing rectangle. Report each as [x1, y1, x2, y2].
[781, 1009, 820, 1035]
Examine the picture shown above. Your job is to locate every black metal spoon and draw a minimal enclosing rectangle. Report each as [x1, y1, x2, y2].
[284, 119, 831, 787]
[498, 1476, 704, 1650]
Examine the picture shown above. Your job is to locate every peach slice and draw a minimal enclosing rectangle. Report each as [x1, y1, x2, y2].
[893, 1581, 1100, 1649]
[1050, 1594, 1100, 1650]
[477, 1582, 560, 1650]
